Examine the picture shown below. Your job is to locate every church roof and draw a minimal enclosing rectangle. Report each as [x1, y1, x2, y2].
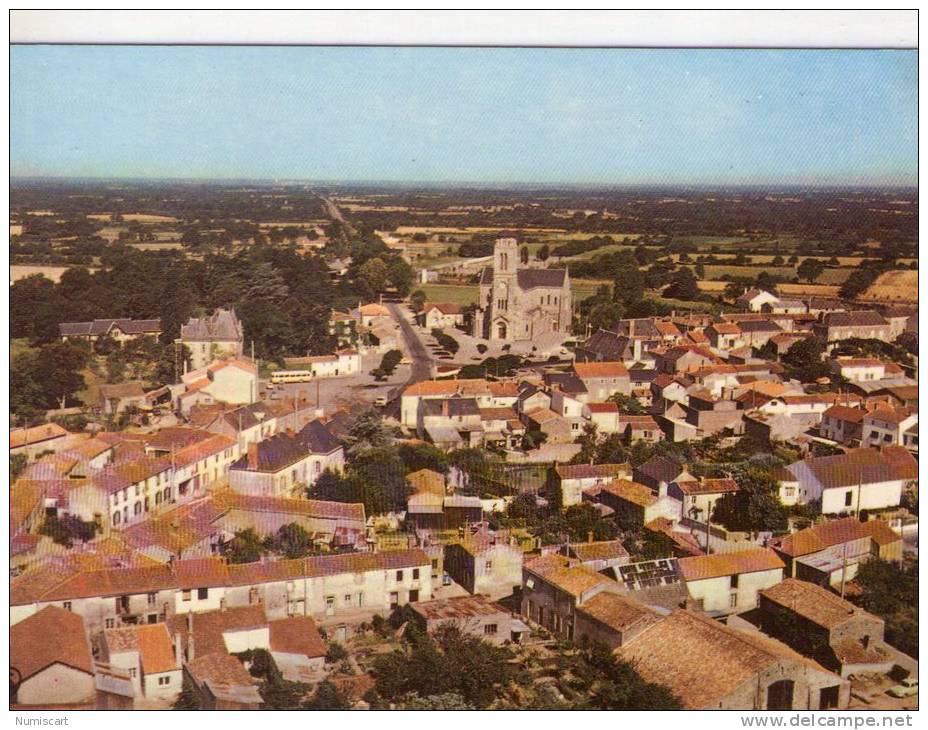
[479, 267, 568, 290]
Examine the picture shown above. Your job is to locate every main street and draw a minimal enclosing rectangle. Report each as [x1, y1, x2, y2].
[383, 301, 433, 418]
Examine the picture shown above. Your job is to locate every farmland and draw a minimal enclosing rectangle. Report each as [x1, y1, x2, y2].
[859, 270, 919, 303]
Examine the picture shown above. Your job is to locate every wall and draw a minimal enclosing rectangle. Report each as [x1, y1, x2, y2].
[16, 664, 96, 706]
[685, 568, 783, 614]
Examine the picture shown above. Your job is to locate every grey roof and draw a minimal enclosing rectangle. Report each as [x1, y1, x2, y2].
[516, 268, 568, 289]
[230, 432, 310, 473]
[421, 397, 481, 417]
[821, 311, 888, 328]
[580, 330, 629, 360]
[634, 455, 683, 485]
[616, 319, 661, 338]
[59, 318, 162, 337]
[180, 308, 244, 342]
[544, 372, 588, 395]
[297, 419, 342, 454]
[738, 319, 783, 334]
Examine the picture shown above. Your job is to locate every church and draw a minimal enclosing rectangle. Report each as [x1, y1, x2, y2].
[472, 235, 573, 342]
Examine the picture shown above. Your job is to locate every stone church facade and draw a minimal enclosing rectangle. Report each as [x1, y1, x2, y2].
[472, 236, 573, 342]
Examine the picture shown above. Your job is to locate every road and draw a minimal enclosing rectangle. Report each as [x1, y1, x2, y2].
[321, 196, 346, 224]
[383, 301, 433, 418]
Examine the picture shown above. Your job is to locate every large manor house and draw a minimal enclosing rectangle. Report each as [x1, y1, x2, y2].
[472, 235, 573, 342]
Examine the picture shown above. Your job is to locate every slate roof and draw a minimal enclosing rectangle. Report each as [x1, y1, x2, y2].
[179, 308, 243, 342]
[821, 311, 888, 328]
[738, 319, 782, 334]
[59, 318, 161, 337]
[634, 455, 684, 485]
[544, 372, 588, 394]
[580, 330, 628, 360]
[516, 268, 568, 289]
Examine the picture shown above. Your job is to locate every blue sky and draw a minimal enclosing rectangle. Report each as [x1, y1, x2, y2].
[10, 46, 917, 186]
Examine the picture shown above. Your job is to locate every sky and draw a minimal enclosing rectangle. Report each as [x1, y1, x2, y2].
[10, 46, 917, 186]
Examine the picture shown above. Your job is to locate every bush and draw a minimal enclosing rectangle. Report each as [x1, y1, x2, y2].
[325, 642, 349, 664]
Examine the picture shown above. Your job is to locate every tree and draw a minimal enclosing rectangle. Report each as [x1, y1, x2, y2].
[781, 336, 828, 383]
[359, 257, 389, 293]
[587, 301, 625, 332]
[223, 528, 265, 564]
[404, 692, 475, 710]
[265, 523, 314, 559]
[173, 676, 202, 709]
[536, 244, 550, 261]
[306, 680, 351, 710]
[797, 258, 826, 283]
[850, 558, 917, 657]
[662, 266, 700, 300]
[409, 289, 427, 313]
[712, 466, 788, 533]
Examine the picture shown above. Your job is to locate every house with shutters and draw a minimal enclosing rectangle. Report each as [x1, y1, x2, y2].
[177, 308, 245, 371]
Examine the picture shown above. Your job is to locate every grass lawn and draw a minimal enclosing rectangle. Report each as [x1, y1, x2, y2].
[415, 283, 479, 305]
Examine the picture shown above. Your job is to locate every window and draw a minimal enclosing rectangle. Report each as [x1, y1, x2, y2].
[396, 570, 404, 581]
[409, 589, 419, 602]
[129, 668, 137, 678]
[729, 593, 738, 608]
[485, 560, 493, 571]
[412, 568, 420, 580]
[105, 618, 115, 629]
[484, 623, 498, 635]
[63, 601, 72, 611]
[134, 501, 142, 516]
[845, 491, 853, 507]
[784, 487, 796, 497]
[159, 676, 171, 686]
[730, 574, 739, 589]
[325, 596, 335, 608]
[197, 587, 208, 600]
[147, 592, 157, 606]
[182, 590, 191, 601]
[344, 594, 352, 606]
[113, 512, 121, 527]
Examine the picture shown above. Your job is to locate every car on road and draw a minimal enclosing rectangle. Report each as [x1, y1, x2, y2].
[374, 396, 389, 407]
[887, 677, 918, 698]
[400, 357, 412, 365]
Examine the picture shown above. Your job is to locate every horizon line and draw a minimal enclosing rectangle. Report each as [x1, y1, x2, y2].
[9, 174, 918, 191]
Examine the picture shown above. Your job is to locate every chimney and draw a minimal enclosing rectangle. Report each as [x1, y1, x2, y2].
[174, 633, 183, 666]
[658, 482, 668, 500]
[248, 442, 259, 470]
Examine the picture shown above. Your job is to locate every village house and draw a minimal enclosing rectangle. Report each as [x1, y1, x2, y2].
[860, 405, 918, 453]
[677, 548, 785, 615]
[400, 378, 519, 429]
[99, 381, 150, 416]
[521, 553, 622, 639]
[571, 360, 631, 400]
[776, 445, 918, 514]
[735, 288, 780, 312]
[561, 539, 630, 573]
[573, 591, 661, 649]
[444, 534, 524, 600]
[11, 549, 433, 632]
[618, 414, 663, 443]
[184, 652, 263, 710]
[546, 462, 631, 508]
[411, 595, 521, 645]
[523, 407, 572, 444]
[357, 302, 391, 327]
[227, 420, 344, 498]
[595, 479, 682, 528]
[177, 308, 245, 372]
[99, 623, 183, 703]
[830, 357, 887, 382]
[10, 422, 72, 459]
[178, 358, 258, 414]
[656, 345, 721, 374]
[759, 579, 893, 677]
[767, 517, 903, 588]
[813, 310, 893, 344]
[819, 405, 866, 446]
[422, 302, 465, 330]
[618, 609, 850, 710]
[10, 606, 96, 707]
[282, 349, 361, 378]
[669, 477, 740, 523]
[706, 321, 742, 351]
[583, 401, 620, 434]
[633, 455, 697, 492]
[59, 317, 162, 344]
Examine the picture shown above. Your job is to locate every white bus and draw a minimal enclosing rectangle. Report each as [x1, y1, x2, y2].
[270, 369, 314, 385]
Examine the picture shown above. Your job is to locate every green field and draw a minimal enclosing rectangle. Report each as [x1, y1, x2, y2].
[415, 283, 479, 305]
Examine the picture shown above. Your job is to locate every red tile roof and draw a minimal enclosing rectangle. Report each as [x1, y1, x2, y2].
[10, 606, 93, 681]
[678, 548, 784, 581]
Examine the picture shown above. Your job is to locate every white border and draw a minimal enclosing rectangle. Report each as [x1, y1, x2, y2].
[9, 9, 919, 48]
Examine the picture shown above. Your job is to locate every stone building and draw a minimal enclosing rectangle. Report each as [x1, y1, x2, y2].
[472, 235, 572, 342]
[178, 308, 245, 371]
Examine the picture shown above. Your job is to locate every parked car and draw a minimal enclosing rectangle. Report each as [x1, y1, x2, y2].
[374, 396, 389, 407]
[888, 677, 918, 698]
[442, 572, 452, 586]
